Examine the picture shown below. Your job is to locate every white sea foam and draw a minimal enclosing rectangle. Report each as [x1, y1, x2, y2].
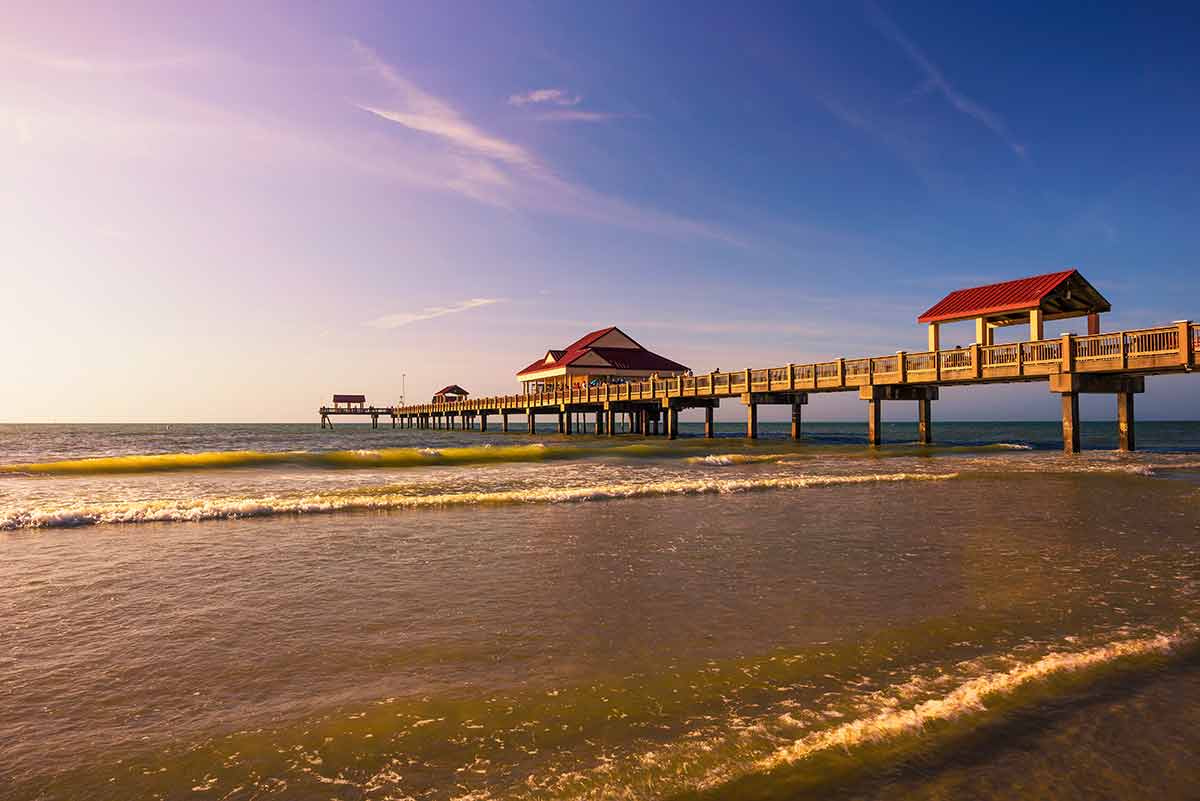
[499, 629, 1193, 801]
[0, 471, 958, 530]
[688, 453, 791, 466]
[757, 630, 1186, 770]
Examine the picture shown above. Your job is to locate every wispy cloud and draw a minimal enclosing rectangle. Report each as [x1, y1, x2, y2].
[365, 298, 503, 330]
[534, 110, 632, 123]
[359, 104, 536, 168]
[351, 41, 739, 243]
[865, 1, 1025, 158]
[0, 43, 219, 75]
[354, 42, 538, 171]
[508, 87, 632, 124]
[508, 88, 581, 107]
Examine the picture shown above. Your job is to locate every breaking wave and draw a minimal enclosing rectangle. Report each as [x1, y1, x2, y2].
[687, 453, 794, 466]
[0, 444, 561, 476]
[502, 628, 1195, 801]
[756, 630, 1186, 772]
[0, 471, 958, 530]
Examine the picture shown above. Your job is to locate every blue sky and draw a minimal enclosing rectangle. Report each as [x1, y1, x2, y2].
[3, 1, 1199, 421]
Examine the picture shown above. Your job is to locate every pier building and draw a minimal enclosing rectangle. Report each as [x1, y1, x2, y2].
[516, 327, 689, 393]
[433, 385, 470, 403]
[919, 269, 1111, 350]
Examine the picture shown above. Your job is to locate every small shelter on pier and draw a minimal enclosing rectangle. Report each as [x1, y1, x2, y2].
[918, 269, 1111, 350]
[332, 394, 366, 408]
[517, 326, 689, 393]
[432, 384, 469, 403]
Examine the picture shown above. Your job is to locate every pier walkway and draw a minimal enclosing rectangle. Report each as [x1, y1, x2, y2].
[319, 406, 397, 430]
[336, 321, 1198, 453]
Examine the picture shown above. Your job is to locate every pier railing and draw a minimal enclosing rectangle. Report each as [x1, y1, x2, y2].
[394, 321, 1197, 416]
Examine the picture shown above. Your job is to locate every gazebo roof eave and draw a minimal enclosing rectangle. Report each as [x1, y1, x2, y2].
[922, 305, 1106, 327]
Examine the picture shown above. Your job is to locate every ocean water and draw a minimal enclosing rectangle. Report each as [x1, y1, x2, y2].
[1, 421, 1199, 800]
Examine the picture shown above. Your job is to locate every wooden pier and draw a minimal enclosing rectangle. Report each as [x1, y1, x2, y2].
[363, 321, 1198, 453]
[319, 406, 399, 429]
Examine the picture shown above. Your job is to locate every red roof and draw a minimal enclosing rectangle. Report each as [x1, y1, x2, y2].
[433, 384, 468, 396]
[588, 347, 687, 371]
[918, 269, 1079, 324]
[561, 326, 636, 351]
[517, 327, 687, 377]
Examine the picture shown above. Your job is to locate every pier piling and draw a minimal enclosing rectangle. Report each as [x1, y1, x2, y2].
[1061, 393, 1081, 454]
[866, 399, 882, 447]
[918, 398, 933, 445]
[1117, 392, 1135, 452]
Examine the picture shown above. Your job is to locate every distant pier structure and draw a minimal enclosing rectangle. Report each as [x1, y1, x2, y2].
[319, 394, 396, 429]
[326, 270, 1200, 453]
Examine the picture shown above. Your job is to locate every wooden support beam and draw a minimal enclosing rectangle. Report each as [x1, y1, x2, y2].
[666, 407, 678, 440]
[1061, 333, 1075, 373]
[746, 402, 758, 439]
[1179, 320, 1195, 366]
[704, 406, 714, 438]
[1061, 392, 1081, 454]
[791, 402, 803, 440]
[501, 413, 508, 433]
[867, 399, 882, 446]
[1030, 308, 1044, 341]
[742, 391, 807, 405]
[1117, 392, 1135, 452]
[859, 385, 938, 401]
[1088, 313, 1100, 335]
[927, 323, 940, 352]
[606, 408, 615, 436]
[918, 398, 932, 445]
[1049, 373, 1144, 394]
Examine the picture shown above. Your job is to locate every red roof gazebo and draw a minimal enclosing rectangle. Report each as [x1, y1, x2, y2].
[432, 384, 469, 402]
[517, 326, 689, 392]
[917, 269, 1111, 349]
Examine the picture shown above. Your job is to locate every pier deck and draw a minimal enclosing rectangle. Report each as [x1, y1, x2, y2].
[319, 406, 398, 429]
[336, 321, 1199, 452]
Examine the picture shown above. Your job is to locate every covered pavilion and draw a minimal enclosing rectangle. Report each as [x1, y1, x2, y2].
[432, 385, 469, 403]
[516, 327, 689, 393]
[918, 269, 1111, 350]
